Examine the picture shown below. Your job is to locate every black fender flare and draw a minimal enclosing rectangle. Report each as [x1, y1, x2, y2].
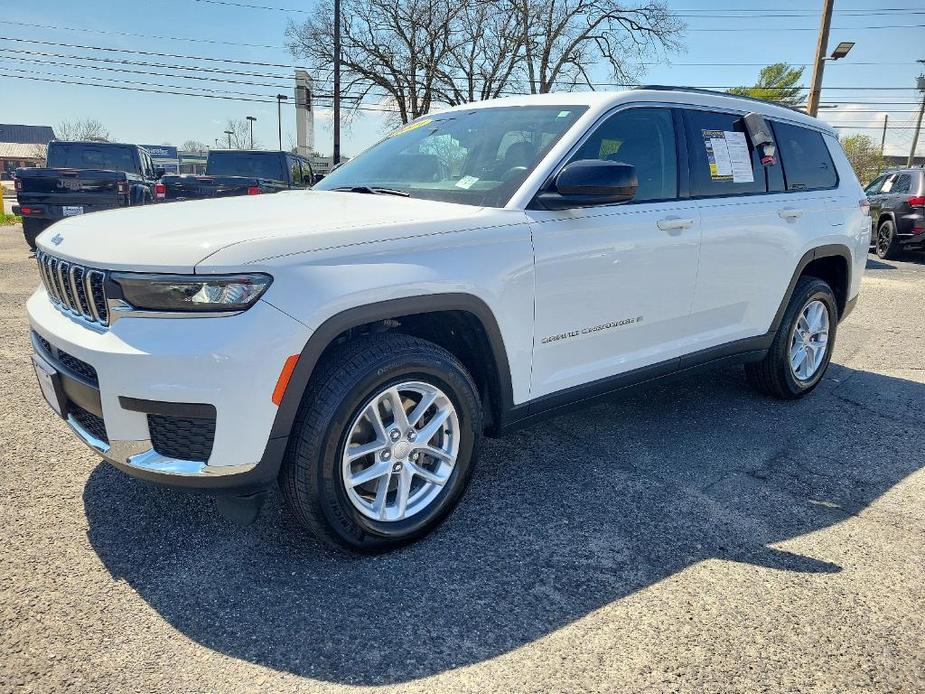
[768, 244, 853, 336]
[267, 293, 515, 444]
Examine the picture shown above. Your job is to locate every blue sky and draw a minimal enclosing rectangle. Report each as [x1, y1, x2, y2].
[3, 0, 924, 157]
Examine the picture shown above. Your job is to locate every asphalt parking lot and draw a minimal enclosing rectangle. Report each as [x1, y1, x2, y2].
[1, 225, 923, 692]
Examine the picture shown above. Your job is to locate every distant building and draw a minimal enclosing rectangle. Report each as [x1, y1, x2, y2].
[0, 124, 56, 173]
[308, 153, 348, 178]
[178, 151, 209, 175]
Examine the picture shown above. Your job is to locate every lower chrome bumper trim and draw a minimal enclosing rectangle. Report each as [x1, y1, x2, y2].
[66, 413, 257, 478]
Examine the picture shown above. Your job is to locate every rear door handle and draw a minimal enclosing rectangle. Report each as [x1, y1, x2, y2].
[656, 216, 695, 231]
[779, 208, 804, 220]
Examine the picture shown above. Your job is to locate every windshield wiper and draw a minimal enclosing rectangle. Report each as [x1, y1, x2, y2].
[330, 185, 410, 197]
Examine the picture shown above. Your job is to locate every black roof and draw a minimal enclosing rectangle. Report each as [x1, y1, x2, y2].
[0, 124, 56, 145]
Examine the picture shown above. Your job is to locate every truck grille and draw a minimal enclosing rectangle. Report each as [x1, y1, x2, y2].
[36, 251, 109, 326]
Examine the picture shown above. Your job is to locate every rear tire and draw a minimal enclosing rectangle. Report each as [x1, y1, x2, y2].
[22, 218, 51, 251]
[745, 276, 838, 399]
[875, 219, 902, 260]
[280, 333, 482, 552]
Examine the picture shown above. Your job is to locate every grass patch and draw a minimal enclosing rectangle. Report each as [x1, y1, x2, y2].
[1, 212, 22, 226]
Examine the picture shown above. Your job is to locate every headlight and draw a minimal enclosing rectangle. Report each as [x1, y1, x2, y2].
[110, 273, 272, 312]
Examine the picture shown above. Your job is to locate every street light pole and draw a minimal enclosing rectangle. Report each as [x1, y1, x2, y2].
[276, 94, 288, 151]
[246, 115, 257, 149]
[908, 66, 925, 167]
[806, 0, 835, 117]
[224, 130, 233, 148]
[333, 0, 341, 165]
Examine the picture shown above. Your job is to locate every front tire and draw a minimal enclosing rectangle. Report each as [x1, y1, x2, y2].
[746, 277, 838, 399]
[875, 219, 902, 260]
[280, 333, 482, 552]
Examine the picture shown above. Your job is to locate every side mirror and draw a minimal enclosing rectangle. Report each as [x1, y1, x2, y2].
[153, 167, 166, 179]
[534, 159, 638, 210]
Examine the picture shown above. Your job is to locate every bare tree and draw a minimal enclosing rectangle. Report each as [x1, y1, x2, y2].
[287, 0, 683, 124]
[57, 118, 110, 142]
[219, 120, 260, 149]
[287, 0, 465, 124]
[511, 0, 684, 94]
[182, 140, 209, 152]
[434, 2, 526, 105]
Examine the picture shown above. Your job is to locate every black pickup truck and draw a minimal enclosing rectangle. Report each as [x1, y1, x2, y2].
[160, 150, 314, 202]
[14, 141, 163, 250]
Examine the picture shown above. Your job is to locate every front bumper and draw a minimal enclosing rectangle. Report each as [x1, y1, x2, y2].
[27, 288, 312, 492]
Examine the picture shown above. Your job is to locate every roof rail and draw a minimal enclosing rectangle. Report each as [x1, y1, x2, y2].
[632, 85, 808, 115]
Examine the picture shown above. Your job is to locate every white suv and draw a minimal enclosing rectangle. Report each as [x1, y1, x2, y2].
[28, 88, 869, 551]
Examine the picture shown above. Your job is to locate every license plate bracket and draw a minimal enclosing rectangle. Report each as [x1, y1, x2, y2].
[62, 205, 84, 217]
[32, 353, 67, 418]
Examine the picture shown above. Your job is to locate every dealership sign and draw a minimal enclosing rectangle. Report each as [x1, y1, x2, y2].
[141, 144, 180, 174]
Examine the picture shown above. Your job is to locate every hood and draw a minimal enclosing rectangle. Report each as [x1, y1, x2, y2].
[36, 191, 488, 272]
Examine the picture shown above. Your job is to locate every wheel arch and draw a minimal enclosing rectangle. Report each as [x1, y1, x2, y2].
[268, 294, 514, 443]
[770, 244, 852, 334]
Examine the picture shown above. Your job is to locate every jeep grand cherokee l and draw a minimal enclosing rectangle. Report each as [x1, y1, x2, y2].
[27, 88, 868, 551]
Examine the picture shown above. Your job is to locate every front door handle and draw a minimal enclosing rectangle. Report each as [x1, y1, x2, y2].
[656, 216, 695, 231]
[779, 208, 804, 220]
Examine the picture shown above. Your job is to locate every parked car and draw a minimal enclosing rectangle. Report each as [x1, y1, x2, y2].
[160, 150, 313, 201]
[865, 168, 925, 259]
[13, 141, 163, 250]
[28, 88, 868, 551]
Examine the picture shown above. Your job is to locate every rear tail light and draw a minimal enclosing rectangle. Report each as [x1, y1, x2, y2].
[21, 206, 42, 215]
[858, 199, 870, 216]
[246, 186, 261, 196]
[117, 180, 129, 195]
[907, 195, 925, 207]
[154, 182, 166, 200]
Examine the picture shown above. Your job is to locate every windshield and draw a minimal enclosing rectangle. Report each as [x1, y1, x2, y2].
[314, 105, 588, 207]
[207, 152, 286, 180]
[47, 144, 139, 173]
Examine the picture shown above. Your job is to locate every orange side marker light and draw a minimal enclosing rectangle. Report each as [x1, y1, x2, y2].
[272, 355, 300, 406]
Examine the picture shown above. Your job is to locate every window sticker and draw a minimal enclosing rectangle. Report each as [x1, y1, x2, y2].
[455, 175, 479, 189]
[702, 129, 754, 184]
[557, 110, 572, 118]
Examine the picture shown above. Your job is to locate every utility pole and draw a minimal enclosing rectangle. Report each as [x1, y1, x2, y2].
[806, 0, 835, 117]
[908, 68, 925, 167]
[224, 130, 233, 148]
[880, 114, 888, 157]
[333, 0, 341, 165]
[246, 115, 257, 149]
[276, 94, 288, 151]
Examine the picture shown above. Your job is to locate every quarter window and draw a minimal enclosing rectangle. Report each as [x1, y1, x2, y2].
[569, 107, 678, 202]
[772, 122, 837, 191]
[683, 110, 766, 197]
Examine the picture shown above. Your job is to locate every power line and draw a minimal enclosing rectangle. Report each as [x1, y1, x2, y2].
[0, 36, 311, 70]
[1, 20, 280, 49]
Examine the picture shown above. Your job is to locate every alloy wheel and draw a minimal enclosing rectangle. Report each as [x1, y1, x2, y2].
[788, 299, 830, 381]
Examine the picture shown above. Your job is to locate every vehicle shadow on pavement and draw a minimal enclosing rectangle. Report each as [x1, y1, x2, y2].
[82, 363, 925, 686]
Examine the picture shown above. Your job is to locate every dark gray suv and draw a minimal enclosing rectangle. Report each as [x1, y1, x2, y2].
[866, 168, 925, 259]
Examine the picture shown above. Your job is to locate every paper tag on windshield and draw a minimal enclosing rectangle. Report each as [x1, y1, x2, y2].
[455, 175, 479, 189]
[557, 111, 571, 118]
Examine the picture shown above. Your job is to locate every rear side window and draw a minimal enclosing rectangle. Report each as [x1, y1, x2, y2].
[569, 107, 678, 202]
[683, 110, 765, 197]
[772, 122, 837, 191]
[893, 174, 912, 194]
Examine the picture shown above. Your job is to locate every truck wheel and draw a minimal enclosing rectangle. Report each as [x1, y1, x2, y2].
[22, 218, 50, 251]
[875, 219, 902, 260]
[745, 277, 838, 399]
[280, 333, 482, 552]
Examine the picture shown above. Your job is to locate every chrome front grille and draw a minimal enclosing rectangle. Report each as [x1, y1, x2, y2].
[36, 251, 109, 325]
